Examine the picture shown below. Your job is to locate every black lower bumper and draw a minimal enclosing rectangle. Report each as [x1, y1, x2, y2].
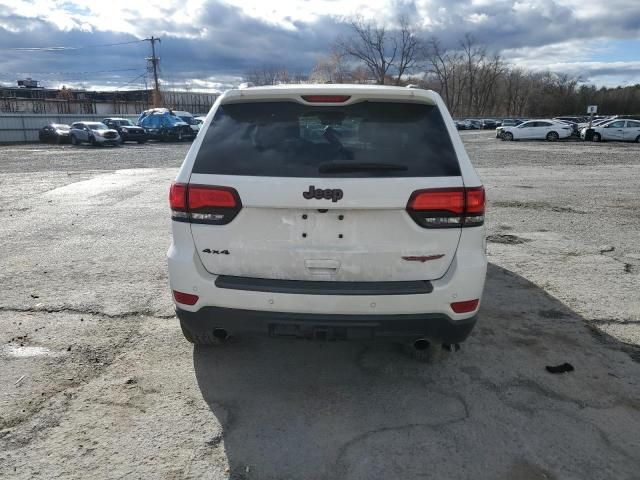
[176, 306, 477, 343]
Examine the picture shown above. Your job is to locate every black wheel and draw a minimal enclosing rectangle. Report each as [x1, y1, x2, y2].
[70, 135, 78, 145]
[635, 135, 640, 143]
[502, 132, 513, 141]
[546, 131, 559, 141]
[592, 133, 601, 142]
[55, 135, 63, 145]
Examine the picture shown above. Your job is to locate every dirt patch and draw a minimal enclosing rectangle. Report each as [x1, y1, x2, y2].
[492, 200, 588, 214]
[487, 234, 530, 245]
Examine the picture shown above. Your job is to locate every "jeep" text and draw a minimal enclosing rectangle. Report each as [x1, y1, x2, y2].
[302, 185, 344, 202]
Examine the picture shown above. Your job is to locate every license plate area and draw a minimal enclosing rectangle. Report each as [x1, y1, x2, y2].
[269, 323, 374, 340]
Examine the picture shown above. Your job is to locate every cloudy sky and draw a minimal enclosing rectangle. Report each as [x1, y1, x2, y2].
[0, 0, 639, 92]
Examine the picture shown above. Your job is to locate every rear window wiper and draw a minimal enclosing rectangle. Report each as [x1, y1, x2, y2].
[318, 161, 409, 173]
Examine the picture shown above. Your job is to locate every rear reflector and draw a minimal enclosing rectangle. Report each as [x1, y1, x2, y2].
[301, 95, 351, 103]
[169, 183, 241, 225]
[173, 290, 199, 305]
[451, 299, 479, 313]
[407, 186, 485, 228]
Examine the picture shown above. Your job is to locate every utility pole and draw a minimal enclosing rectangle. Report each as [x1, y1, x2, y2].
[145, 36, 162, 107]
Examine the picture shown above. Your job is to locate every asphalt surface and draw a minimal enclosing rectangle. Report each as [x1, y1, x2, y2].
[0, 133, 639, 479]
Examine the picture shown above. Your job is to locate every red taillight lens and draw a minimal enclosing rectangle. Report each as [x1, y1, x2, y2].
[169, 183, 241, 225]
[406, 186, 485, 228]
[188, 185, 238, 210]
[301, 95, 351, 103]
[465, 186, 485, 215]
[169, 182, 187, 211]
[408, 189, 465, 214]
[451, 299, 479, 313]
[173, 290, 199, 305]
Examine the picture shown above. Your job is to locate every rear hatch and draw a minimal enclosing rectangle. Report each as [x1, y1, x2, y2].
[184, 95, 466, 282]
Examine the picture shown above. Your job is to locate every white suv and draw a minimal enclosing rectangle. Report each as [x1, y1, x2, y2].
[168, 85, 487, 350]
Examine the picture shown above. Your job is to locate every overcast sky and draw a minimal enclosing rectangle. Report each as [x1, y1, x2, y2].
[0, 0, 639, 92]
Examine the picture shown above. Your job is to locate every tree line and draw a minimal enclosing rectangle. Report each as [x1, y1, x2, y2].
[243, 17, 640, 118]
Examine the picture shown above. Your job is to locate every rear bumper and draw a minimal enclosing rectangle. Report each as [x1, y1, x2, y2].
[176, 305, 477, 343]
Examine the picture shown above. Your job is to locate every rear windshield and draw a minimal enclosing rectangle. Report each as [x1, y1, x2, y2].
[192, 101, 460, 177]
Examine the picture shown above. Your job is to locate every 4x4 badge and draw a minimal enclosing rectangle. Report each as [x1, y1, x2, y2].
[303, 185, 343, 202]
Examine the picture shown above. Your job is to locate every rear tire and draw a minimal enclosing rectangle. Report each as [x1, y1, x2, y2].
[546, 131, 559, 141]
[635, 135, 640, 143]
[70, 135, 78, 145]
[592, 133, 601, 142]
[502, 132, 513, 141]
[90, 136, 97, 146]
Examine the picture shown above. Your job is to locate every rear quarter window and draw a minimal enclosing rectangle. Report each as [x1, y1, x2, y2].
[192, 101, 461, 178]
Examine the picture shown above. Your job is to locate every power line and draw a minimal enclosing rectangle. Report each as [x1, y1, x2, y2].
[0, 39, 146, 52]
[114, 72, 148, 91]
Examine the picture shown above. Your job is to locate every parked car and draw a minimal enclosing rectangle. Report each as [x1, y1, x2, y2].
[495, 119, 523, 138]
[500, 119, 572, 141]
[168, 84, 487, 355]
[582, 119, 640, 142]
[139, 112, 195, 141]
[480, 119, 497, 130]
[555, 119, 580, 136]
[194, 116, 206, 128]
[69, 122, 120, 146]
[173, 110, 201, 133]
[464, 119, 482, 129]
[102, 118, 147, 143]
[39, 123, 70, 143]
[455, 120, 467, 130]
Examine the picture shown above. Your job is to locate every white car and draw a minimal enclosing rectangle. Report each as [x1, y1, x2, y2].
[582, 119, 640, 143]
[167, 85, 487, 354]
[500, 119, 572, 141]
[69, 122, 120, 146]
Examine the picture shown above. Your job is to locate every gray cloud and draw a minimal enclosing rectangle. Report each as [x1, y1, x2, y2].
[0, 0, 638, 90]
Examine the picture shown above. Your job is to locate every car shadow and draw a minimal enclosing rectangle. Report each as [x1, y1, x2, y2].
[192, 263, 640, 480]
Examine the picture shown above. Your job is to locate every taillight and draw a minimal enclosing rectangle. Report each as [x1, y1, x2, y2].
[169, 182, 241, 225]
[406, 186, 485, 228]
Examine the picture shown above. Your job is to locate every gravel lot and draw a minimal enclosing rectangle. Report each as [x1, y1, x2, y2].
[1, 133, 639, 479]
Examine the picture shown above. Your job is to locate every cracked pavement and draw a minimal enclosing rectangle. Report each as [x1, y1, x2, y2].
[0, 136, 639, 479]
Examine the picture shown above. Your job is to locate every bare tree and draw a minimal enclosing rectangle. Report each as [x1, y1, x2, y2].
[424, 37, 466, 115]
[244, 65, 290, 86]
[335, 17, 396, 84]
[310, 50, 350, 83]
[393, 17, 422, 85]
[335, 16, 423, 85]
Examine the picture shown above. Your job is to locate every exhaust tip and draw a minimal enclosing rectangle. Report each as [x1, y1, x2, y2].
[413, 338, 431, 351]
[212, 328, 229, 340]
